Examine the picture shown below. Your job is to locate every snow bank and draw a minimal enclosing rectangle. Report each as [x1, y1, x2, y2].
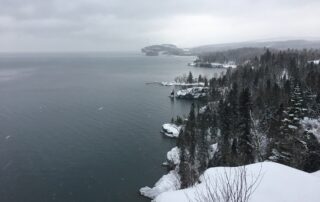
[313, 170, 320, 178]
[166, 147, 180, 165]
[140, 170, 180, 199]
[154, 162, 320, 202]
[176, 87, 209, 99]
[162, 123, 181, 138]
[300, 118, 320, 142]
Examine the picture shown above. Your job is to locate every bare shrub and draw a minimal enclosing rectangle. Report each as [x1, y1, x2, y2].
[186, 165, 263, 202]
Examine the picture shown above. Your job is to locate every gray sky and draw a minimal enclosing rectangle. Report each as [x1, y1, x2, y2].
[1, 0, 320, 52]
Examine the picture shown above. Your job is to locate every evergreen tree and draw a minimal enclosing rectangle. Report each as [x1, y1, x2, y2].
[238, 88, 255, 164]
[270, 82, 310, 169]
[176, 49, 320, 188]
[204, 77, 208, 87]
[178, 103, 198, 188]
[227, 82, 240, 164]
[187, 71, 193, 83]
[217, 99, 232, 165]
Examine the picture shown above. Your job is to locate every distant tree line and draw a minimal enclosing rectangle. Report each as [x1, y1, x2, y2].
[198, 47, 320, 64]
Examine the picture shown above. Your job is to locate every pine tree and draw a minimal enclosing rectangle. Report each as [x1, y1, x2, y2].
[178, 103, 198, 188]
[217, 99, 232, 165]
[204, 77, 208, 87]
[268, 104, 285, 160]
[187, 71, 193, 83]
[197, 127, 209, 172]
[227, 82, 240, 164]
[271, 82, 309, 169]
[238, 88, 255, 164]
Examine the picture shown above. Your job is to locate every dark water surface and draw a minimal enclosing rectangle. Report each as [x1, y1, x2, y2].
[0, 52, 224, 202]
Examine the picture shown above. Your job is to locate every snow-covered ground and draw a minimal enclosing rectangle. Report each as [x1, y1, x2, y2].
[300, 117, 320, 142]
[308, 59, 320, 65]
[221, 63, 237, 69]
[140, 169, 181, 199]
[313, 170, 320, 178]
[154, 162, 320, 202]
[188, 60, 236, 69]
[161, 81, 205, 86]
[176, 87, 209, 99]
[162, 123, 181, 138]
[140, 147, 181, 199]
[141, 143, 218, 200]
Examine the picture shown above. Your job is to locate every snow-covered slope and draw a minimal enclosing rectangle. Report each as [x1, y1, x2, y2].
[313, 170, 320, 178]
[154, 162, 320, 202]
[140, 170, 180, 199]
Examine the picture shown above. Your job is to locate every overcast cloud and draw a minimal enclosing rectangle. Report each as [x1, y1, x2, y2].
[1, 0, 320, 52]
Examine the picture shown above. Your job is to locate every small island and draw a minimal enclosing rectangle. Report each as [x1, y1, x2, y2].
[141, 44, 192, 56]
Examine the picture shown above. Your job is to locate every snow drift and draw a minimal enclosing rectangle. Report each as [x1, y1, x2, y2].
[154, 162, 320, 202]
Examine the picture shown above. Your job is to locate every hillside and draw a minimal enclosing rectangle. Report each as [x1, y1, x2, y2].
[192, 40, 320, 53]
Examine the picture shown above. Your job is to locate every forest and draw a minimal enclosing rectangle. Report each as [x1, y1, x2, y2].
[175, 49, 320, 188]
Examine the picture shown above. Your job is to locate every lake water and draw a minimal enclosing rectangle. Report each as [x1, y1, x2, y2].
[0, 52, 224, 202]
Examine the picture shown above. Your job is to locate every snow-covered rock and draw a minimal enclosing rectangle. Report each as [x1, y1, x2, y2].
[140, 170, 180, 199]
[300, 117, 320, 142]
[162, 123, 181, 138]
[166, 147, 180, 165]
[154, 162, 320, 202]
[176, 87, 209, 99]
